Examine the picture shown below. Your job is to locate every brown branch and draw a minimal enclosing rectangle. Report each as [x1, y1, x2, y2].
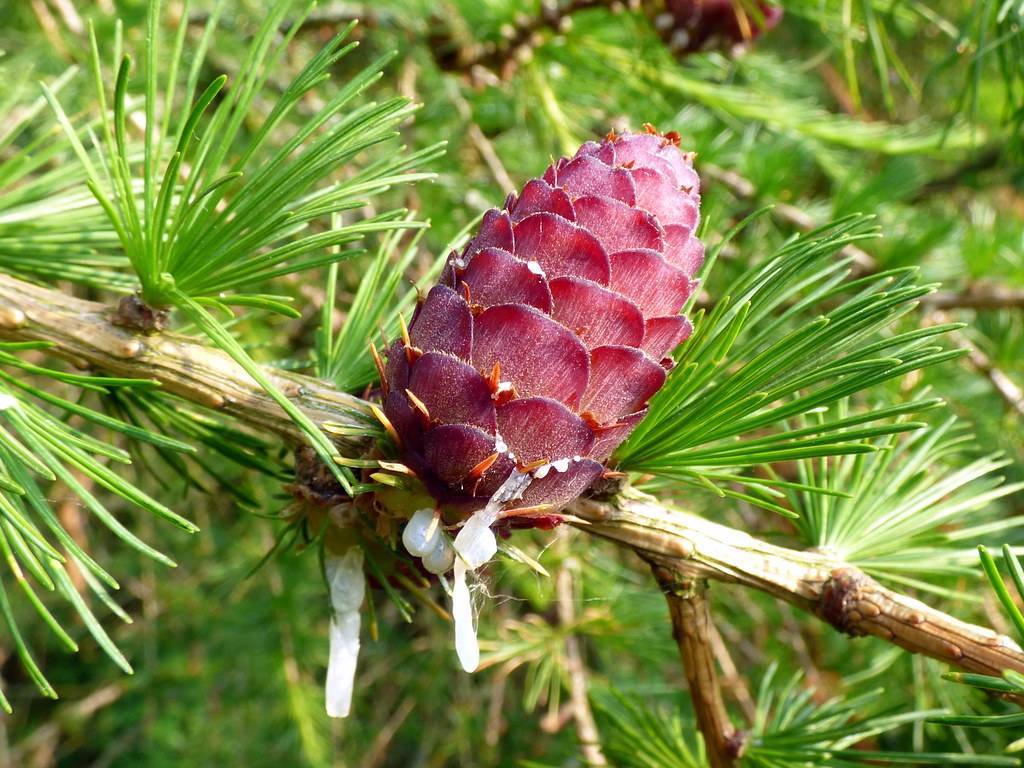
[439, 0, 613, 82]
[649, 567, 742, 767]
[11, 682, 123, 765]
[449, 84, 518, 196]
[922, 285, 1024, 312]
[909, 144, 1006, 203]
[703, 163, 1024, 312]
[707, 618, 756, 719]
[2, 272, 1023, 681]
[571, 494, 1024, 680]
[0, 274, 373, 456]
[702, 164, 1024, 412]
[947, 328, 1024, 418]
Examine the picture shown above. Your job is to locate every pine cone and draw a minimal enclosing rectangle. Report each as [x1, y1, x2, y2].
[382, 127, 703, 524]
[649, 0, 782, 56]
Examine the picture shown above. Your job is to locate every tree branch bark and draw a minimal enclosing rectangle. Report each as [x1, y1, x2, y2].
[0, 274, 373, 456]
[702, 163, 878, 274]
[2, 272, 1023, 680]
[571, 495, 1024, 679]
[946, 329, 1024, 418]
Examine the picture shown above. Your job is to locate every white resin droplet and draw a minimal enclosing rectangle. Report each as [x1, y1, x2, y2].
[454, 513, 498, 569]
[552, 458, 570, 473]
[0, 394, 17, 410]
[494, 432, 508, 454]
[490, 469, 532, 507]
[534, 464, 551, 479]
[324, 547, 365, 718]
[526, 260, 545, 277]
[422, 534, 455, 574]
[402, 508, 440, 557]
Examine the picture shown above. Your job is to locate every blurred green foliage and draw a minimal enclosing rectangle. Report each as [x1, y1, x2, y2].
[0, 0, 1022, 766]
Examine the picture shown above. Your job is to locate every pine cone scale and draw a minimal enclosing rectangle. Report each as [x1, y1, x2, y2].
[461, 247, 553, 310]
[472, 303, 591, 406]
[548, 277, 646, 349]
[608, 249, 694, 315]
[512, 212, 611, 283]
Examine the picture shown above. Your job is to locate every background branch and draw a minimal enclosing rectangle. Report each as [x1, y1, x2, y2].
[438, 0, 612, 81]
[648, 567, 742, 767]
[946, 329, 1024, 419]
[2, 272, 1022, 681]
[923, 286, 1024, 311]
[555, 546, 608, 767]
[702, 163, 878, 273]
[703, 163, 1024, 417]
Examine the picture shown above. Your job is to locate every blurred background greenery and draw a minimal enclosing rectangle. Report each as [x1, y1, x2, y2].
[0, 0, 1022, 766]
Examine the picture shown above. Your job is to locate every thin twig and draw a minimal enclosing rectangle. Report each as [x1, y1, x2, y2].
[56, 470, 92, 593]
[50, 0, 84, 35]
[449, 84, 518, 196]
[2, 272, 1023, 681]
[29, 0, 71, 60]
[948, 329, 1024, 418]
[702, 163, 877, 273]
[816, 61, 860, 117]
[361, 697, 416, 768]
[555, 543, 608, 766]
[707, 619, 756, 720]
[10, 683, 123, 765]
[923, 285, 1024, 311]
[649, 567, 743, 767]
[909, 144, 1006, 202]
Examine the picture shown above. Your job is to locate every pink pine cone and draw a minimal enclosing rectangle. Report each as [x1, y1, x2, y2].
[382, 128, 703, 524]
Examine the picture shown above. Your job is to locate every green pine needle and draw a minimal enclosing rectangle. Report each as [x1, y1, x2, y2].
[617, 216, 959, 515]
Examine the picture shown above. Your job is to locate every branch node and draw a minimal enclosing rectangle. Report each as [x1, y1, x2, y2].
[289, 446, 349, 507]
[652, 565, 700, 599]
[819, 567, 871, 637]
[0, 307, 26, 329]
[724, 729, 747, 759]
[111, 294, 170, 333]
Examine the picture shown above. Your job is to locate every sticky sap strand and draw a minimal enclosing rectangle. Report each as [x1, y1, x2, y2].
[452, 559, 478, 672]
[324, 547, 365, 718]
[450, 470, 531, 671]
